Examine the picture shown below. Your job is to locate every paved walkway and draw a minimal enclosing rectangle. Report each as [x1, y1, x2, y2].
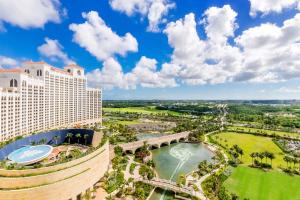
[192, 105, 228, 200]
[124, 156, 140, 180]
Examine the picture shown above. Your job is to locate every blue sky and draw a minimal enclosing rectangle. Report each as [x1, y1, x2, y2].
[1, 0, 300, 100]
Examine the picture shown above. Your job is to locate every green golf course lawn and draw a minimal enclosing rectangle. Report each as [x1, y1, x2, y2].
[211, 132, 286, 168]
[224, 166, 300, 200]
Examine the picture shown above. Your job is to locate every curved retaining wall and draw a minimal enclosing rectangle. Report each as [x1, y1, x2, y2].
[0, 129, 94, 160]
[0, 142, 109, 200]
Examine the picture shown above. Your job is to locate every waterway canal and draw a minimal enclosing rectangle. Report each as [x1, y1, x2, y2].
[149, 143, 214, 200]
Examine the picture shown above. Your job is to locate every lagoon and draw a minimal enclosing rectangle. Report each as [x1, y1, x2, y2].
[149, 143, 214, 200]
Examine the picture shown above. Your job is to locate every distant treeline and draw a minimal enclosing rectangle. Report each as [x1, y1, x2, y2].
[228, 104, 283, 115]
[156, 105, 217, 116]
[103, 100, 157, 108]
[228, 104, 300, 115]
[103, 100, 211, 108]
[103, 100, 300, 108]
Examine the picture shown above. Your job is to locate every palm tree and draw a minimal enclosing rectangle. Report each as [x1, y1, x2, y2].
[239, 149, 244, 160]
[75, 133, 81, 144]
[229, 148, 235, 160]
[66, 133, 73, 144]
[258, 152, 264, 164]
[39, 138, 47, 144]
[84, 134, 89, 146]
[292, 157, 297, 169]
[283, 156, 290, 168]
[264, 151, 270, 164]
[268, 153, 275, 167]
[250, 152, 256, 166]
[53, 135, 60, 145]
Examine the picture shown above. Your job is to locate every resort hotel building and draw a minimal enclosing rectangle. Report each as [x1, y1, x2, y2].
[0, 61, 108, 200]
[0, 61, 102, 142]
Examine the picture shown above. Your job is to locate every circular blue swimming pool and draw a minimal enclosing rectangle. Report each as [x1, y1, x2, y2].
[8, 145, 53, 165]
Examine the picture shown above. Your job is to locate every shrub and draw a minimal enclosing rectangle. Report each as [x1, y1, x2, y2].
[139, 165, 155, 180]
[129, 163, 136, 174]
[114, 146, 123, 156]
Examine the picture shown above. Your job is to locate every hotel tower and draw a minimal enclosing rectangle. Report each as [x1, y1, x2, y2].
[0, 61, 102, 142]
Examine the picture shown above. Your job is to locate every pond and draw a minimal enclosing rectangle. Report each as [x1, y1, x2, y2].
[149, 143, 214, 200]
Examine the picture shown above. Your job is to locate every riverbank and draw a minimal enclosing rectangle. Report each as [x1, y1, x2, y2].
[148, 142, 215, 200]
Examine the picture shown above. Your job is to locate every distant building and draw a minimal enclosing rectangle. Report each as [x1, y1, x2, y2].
[0, 61, 102, 141]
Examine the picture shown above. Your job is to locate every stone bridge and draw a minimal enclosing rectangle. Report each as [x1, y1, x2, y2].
[136, 177, 201, 199]
[120, 131, 189, 154]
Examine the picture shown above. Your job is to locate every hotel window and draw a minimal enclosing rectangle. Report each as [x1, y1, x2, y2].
[37, 69, 42, 76]
[10, 79, 18, 87]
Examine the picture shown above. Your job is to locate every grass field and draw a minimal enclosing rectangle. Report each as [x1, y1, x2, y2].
[103, 106, 182, 116]
[211, 132, 286, 168]
[224, 166, 300, 200]
[228, 126, 300, 139]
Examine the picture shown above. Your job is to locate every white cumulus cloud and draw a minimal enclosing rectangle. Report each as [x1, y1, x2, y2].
[202, 5, 238, 44]
[0, 55, 19, 68]
[129, 56, 177, 88]
[38, 38, 73, 64]
[109, 0, 175, 32]
[87, 56, 176, 90]
[88, 4, 300, 90]
[0, 0, 64, 29]
[87, 57, 135, 90]
[69, 11, 138, 61]
[163, 5, 241, 85]
[249, 0, 300, 17]
[235, 13, 300, 82]
[160, 5, 300, 86]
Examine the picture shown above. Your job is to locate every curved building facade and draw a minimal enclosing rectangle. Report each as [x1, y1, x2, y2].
[0, 129, 109, 200]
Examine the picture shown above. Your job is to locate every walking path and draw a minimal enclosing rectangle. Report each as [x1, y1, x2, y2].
[192, 105, 228, 200]
[124, 156, 140, 180]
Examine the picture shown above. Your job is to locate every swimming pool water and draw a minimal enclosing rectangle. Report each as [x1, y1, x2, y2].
[8, 145, 53, 165]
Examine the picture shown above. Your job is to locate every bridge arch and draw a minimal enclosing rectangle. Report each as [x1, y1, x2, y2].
[160, 142, 170, 148]
[125, 149, 135, 154]
[170, 139, 177, 144]
[149, 144, 159, 150]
